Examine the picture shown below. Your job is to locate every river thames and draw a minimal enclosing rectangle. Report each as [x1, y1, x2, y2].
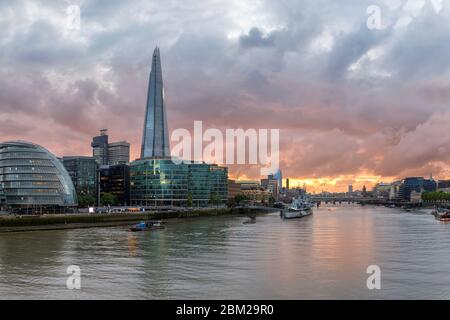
[1, 205, 450, 299]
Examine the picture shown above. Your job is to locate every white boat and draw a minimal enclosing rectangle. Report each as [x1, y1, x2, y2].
[281, 195, 313, 219]
[432, 207, 450, 218]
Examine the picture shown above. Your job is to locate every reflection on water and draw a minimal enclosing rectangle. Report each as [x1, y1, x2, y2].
[1, 206, 450, 299]
[127, 235, 139, 257]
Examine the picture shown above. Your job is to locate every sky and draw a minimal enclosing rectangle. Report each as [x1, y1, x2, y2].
[1, 0, 450, 192]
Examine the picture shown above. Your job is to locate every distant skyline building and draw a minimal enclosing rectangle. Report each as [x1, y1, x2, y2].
[348, 184, 353, 194]
[438, 179, 450, 192]
[268, 169, 282, 191]
[399, 177, 436, 201]
[108, 141, 130, 165]
[91, 129, 130, 166]
[91, 129, 109, 166]
[141, 47, 170, 158]
[261, 177, 279, 199]
[372, 182, 391, 199]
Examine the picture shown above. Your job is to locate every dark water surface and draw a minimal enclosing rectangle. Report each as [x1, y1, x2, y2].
[1, 205, 450, 299]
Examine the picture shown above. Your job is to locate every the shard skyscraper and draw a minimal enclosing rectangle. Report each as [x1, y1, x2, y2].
[140, 47, 170, 158]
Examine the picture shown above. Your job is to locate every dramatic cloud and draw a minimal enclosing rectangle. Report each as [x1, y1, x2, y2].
[1, 0, 450, 191]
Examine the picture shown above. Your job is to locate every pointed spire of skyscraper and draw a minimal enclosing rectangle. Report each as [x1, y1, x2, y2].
[141, 47, 170, 158]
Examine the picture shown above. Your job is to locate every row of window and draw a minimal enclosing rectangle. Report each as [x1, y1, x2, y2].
[5, 189, 61, 195]
[0, 159, 54, 167]
[2, 181, 63, 188]
[0, 174, 61, 181]
[0, 167, 59, 174]
[0, 153, 49, 160]
[6, 196, 64, 205]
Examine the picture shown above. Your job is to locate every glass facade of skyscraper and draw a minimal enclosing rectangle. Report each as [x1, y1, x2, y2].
[141, 47, 170, 158]
[208, 165, 228, 202]
[130, 158, 189, 206]
[62, 156, 98, 197]
[188, 163, 212, 205]
[130, 159, 228, 206]
[130, 47, 228, 207]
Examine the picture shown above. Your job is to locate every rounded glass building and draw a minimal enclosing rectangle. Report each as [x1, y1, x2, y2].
[0, 141, 77, 212]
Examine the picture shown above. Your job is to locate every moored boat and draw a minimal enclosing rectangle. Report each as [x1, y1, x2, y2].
[129, 220, 165, 232]
[432, 207, 450, 218]
[440, 213, 450, 222]
[282, 208, 312, 219]
[281, 195, 313, 219]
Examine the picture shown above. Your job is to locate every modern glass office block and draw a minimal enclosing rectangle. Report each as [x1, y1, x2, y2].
[130, 158, 189, 206]
[141, 47, 170, 158]
[130, 158, 228, 207]
[100, 164, 130, 205]
[0, 141, 77, 209]
[62, 156, 98, 197]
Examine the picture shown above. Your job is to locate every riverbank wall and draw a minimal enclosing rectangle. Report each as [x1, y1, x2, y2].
[0, 207, 276, 233]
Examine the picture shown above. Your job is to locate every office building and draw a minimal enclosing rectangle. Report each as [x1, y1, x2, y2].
[100, 164, 130, 206]
[130, 158, 188, 206]
[130, 159, 227, 206]
[208, 165, 228, 202]
[91, 129, 130, 166]
[399, 177, 436, 201]
[130, 47, 228, 207]
[61, 156, 97, 197]
[261, 177, 279, 198]
[237, 180, 261, 191]
[438, 179, 450, 192]
[91, 129, 109, 166]
[108, 141, 130, 165]
[389, 181, 402, 200]
[0, 141, 77, 212]
[268, 169, 282, 191]
[227, 179, 241, 200]
[372, 182, 391, 199]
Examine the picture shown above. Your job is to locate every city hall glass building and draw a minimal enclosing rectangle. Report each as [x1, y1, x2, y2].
[130, 47, 227, 206]
[0, 141, 77, 212]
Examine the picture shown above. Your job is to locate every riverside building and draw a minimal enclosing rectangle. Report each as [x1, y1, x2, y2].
[0, 141, 77, 213]
[61, 156, 98, 198]
[130, 47, 227, 207]
[100, 164, 130, 206]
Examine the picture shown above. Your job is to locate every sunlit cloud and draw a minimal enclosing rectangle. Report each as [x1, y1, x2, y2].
[1, 0, 450, 192]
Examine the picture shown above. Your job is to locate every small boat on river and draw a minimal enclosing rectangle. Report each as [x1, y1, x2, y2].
[431, 207, 450, 222]
[129, 220, 165, 232]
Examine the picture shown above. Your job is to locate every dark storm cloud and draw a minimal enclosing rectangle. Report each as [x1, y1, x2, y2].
[239, 27, 275, 48]
[1, 0, 450, 185]
[326, 25, 391, 80]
